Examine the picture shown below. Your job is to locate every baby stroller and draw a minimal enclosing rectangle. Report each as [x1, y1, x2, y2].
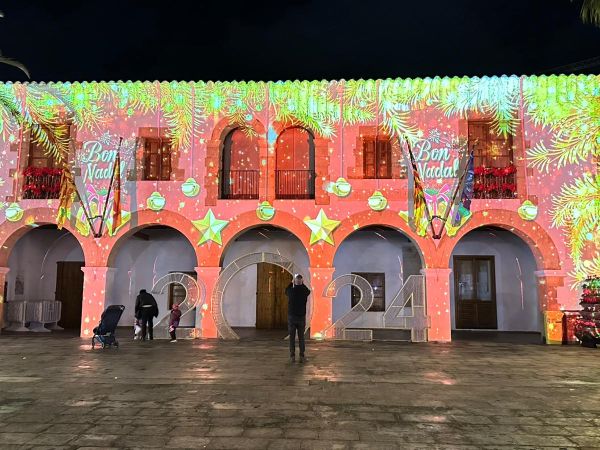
[91, 305, 125, 349]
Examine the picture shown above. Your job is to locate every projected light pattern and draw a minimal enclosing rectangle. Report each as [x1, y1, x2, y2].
[0, 74, 595, 342]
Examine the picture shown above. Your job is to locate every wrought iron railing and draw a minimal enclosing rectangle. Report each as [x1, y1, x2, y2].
[473, 166, 517, 199]
[22, 167, 62, 200]
[221, 170, 259, 199]
[275, 170, 315, 199]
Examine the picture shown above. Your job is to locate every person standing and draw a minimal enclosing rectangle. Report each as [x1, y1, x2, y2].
[135, 289, 158, 341]
[285, 274, 311, 363]
[169, 302, 182, 343]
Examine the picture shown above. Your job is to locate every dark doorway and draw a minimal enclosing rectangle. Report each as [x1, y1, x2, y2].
[55, 261, 84, 329]
[454, 255, 497, 329]
[168, 271, 197, 309]
[256, 262, 291, 329]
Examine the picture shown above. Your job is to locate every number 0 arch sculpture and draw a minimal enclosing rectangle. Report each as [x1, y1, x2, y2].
[211, 252, 313, 340]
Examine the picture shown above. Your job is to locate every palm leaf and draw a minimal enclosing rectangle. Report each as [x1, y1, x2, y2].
[526, 142, 551, 172]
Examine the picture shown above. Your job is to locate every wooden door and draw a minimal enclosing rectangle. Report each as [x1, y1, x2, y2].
[55, 261, 84, 329]
[454, 256, 497, 329]
[256, 263, 291, 329]
[168, 271, 197, 309]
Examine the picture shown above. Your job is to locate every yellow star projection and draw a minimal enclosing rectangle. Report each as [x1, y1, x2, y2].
[304, 209, 340, 245]
[192, 209, 229, 245]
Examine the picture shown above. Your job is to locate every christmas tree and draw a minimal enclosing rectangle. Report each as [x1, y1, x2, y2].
[575, 276, 600, 348]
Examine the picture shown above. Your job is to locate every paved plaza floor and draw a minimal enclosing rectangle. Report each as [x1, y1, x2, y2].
[0, 335, 599, 449]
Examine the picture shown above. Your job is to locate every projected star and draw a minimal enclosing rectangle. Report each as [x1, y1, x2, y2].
[192, 209, 228, 245]
[304, 209, 340, 245]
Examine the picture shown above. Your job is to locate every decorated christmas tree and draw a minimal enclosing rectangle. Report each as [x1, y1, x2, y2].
[575, 276, 600, 348]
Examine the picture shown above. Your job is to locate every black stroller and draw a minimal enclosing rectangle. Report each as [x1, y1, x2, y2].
[91, 305, 125, 349]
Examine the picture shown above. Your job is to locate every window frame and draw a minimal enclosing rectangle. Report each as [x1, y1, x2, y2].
[467, 120, 514, 168]
[362, 135, 392, 179]
[350, 272, 386, 312]
[143, 137, 173, 181]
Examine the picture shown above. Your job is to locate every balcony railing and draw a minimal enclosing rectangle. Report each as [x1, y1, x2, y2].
[22, 167, 62, 200]
[221, 170, 259, 199]
[275, 170, 315, 199]
[473, 165, 517, 199]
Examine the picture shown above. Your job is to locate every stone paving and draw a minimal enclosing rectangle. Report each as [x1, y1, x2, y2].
[0, 335, 599, 449]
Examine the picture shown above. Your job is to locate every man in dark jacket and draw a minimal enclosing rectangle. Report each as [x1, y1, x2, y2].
[135, 289, 159, 341]
[285, 274, 311, 363]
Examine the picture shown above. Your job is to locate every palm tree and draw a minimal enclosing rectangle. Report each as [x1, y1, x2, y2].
[0, 10, 29, 78]
[575, 0, 600, 26]
[0, 11, 69, 163]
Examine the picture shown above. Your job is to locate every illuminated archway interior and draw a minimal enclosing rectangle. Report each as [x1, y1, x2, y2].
[332, 226, 423, 328]
[107, 225, 197, 327]
[220, 226, 310, 330]
[6, 225, 85, 330]
[450, 226, 540, 333]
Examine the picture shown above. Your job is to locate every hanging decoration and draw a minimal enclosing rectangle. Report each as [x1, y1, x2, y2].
[325, 177, 352, 197]
[367, 191, 388, 211]
[4, 203, 23, 222]
[256, 201, 275, 221]
[146, 192, 166, 212]
[518, 200, 538, 221]
[304, 209, 340, 245]
[181, 178, 200, 197]
[192, 209, 228, 245]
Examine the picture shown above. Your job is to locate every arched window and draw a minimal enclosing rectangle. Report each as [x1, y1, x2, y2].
[275, 127, 315, 199]
[221, 128, 260, 199]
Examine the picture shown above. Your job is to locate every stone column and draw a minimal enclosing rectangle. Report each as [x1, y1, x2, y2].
[0, 267, 10, 333]
[534, 270, 566, 311]
[308, 267, 336, 338]
[421, 268, 453, 342]
[196, 266, 222, 338]
[80, 267, 116, 338]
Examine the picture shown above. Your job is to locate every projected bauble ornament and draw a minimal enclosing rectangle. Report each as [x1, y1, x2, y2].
[4, 203, 23, 222]
[518, 200, 538, 221]
[332, 177, 352, 197]
[147, 192, 166, 211]
[256, 201, 275, 221]
[181, 178, 200, 197]
[368, 191, 388, 211]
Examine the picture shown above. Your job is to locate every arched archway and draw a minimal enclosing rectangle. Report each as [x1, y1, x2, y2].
[4, 224, 86, 331]
[106, 224, 199, 334]
[436, 209, 561, 270]
[328, 210, 436, 268]
[275, 126, 316, 199]
[449, 225, 543, 340]
[0, 207, 94, 266]
[213, 252, 312, 339]
[105, 209, 201, 267]
[218, 225, 311, 339]
[331, 225, 425, 337]
[204, 209, 315, 268]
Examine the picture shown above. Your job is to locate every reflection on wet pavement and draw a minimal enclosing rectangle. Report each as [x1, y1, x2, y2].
[0, 336, 598, 448]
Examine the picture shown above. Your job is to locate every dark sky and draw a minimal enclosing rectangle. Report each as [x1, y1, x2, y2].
[0, 0, 599, 82]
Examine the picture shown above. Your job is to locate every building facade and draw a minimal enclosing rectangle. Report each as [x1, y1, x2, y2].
[0, 75, 597, 341]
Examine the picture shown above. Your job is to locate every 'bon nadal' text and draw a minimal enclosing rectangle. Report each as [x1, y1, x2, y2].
[80, 141, 129, 183]
[413, 139, 459, 179]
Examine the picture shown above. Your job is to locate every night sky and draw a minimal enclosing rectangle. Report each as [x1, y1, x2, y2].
[0, 0, 599, 82]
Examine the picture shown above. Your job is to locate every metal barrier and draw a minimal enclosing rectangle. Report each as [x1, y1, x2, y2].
[4, 302, 28, 331]
[2, 300, 63, 332]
